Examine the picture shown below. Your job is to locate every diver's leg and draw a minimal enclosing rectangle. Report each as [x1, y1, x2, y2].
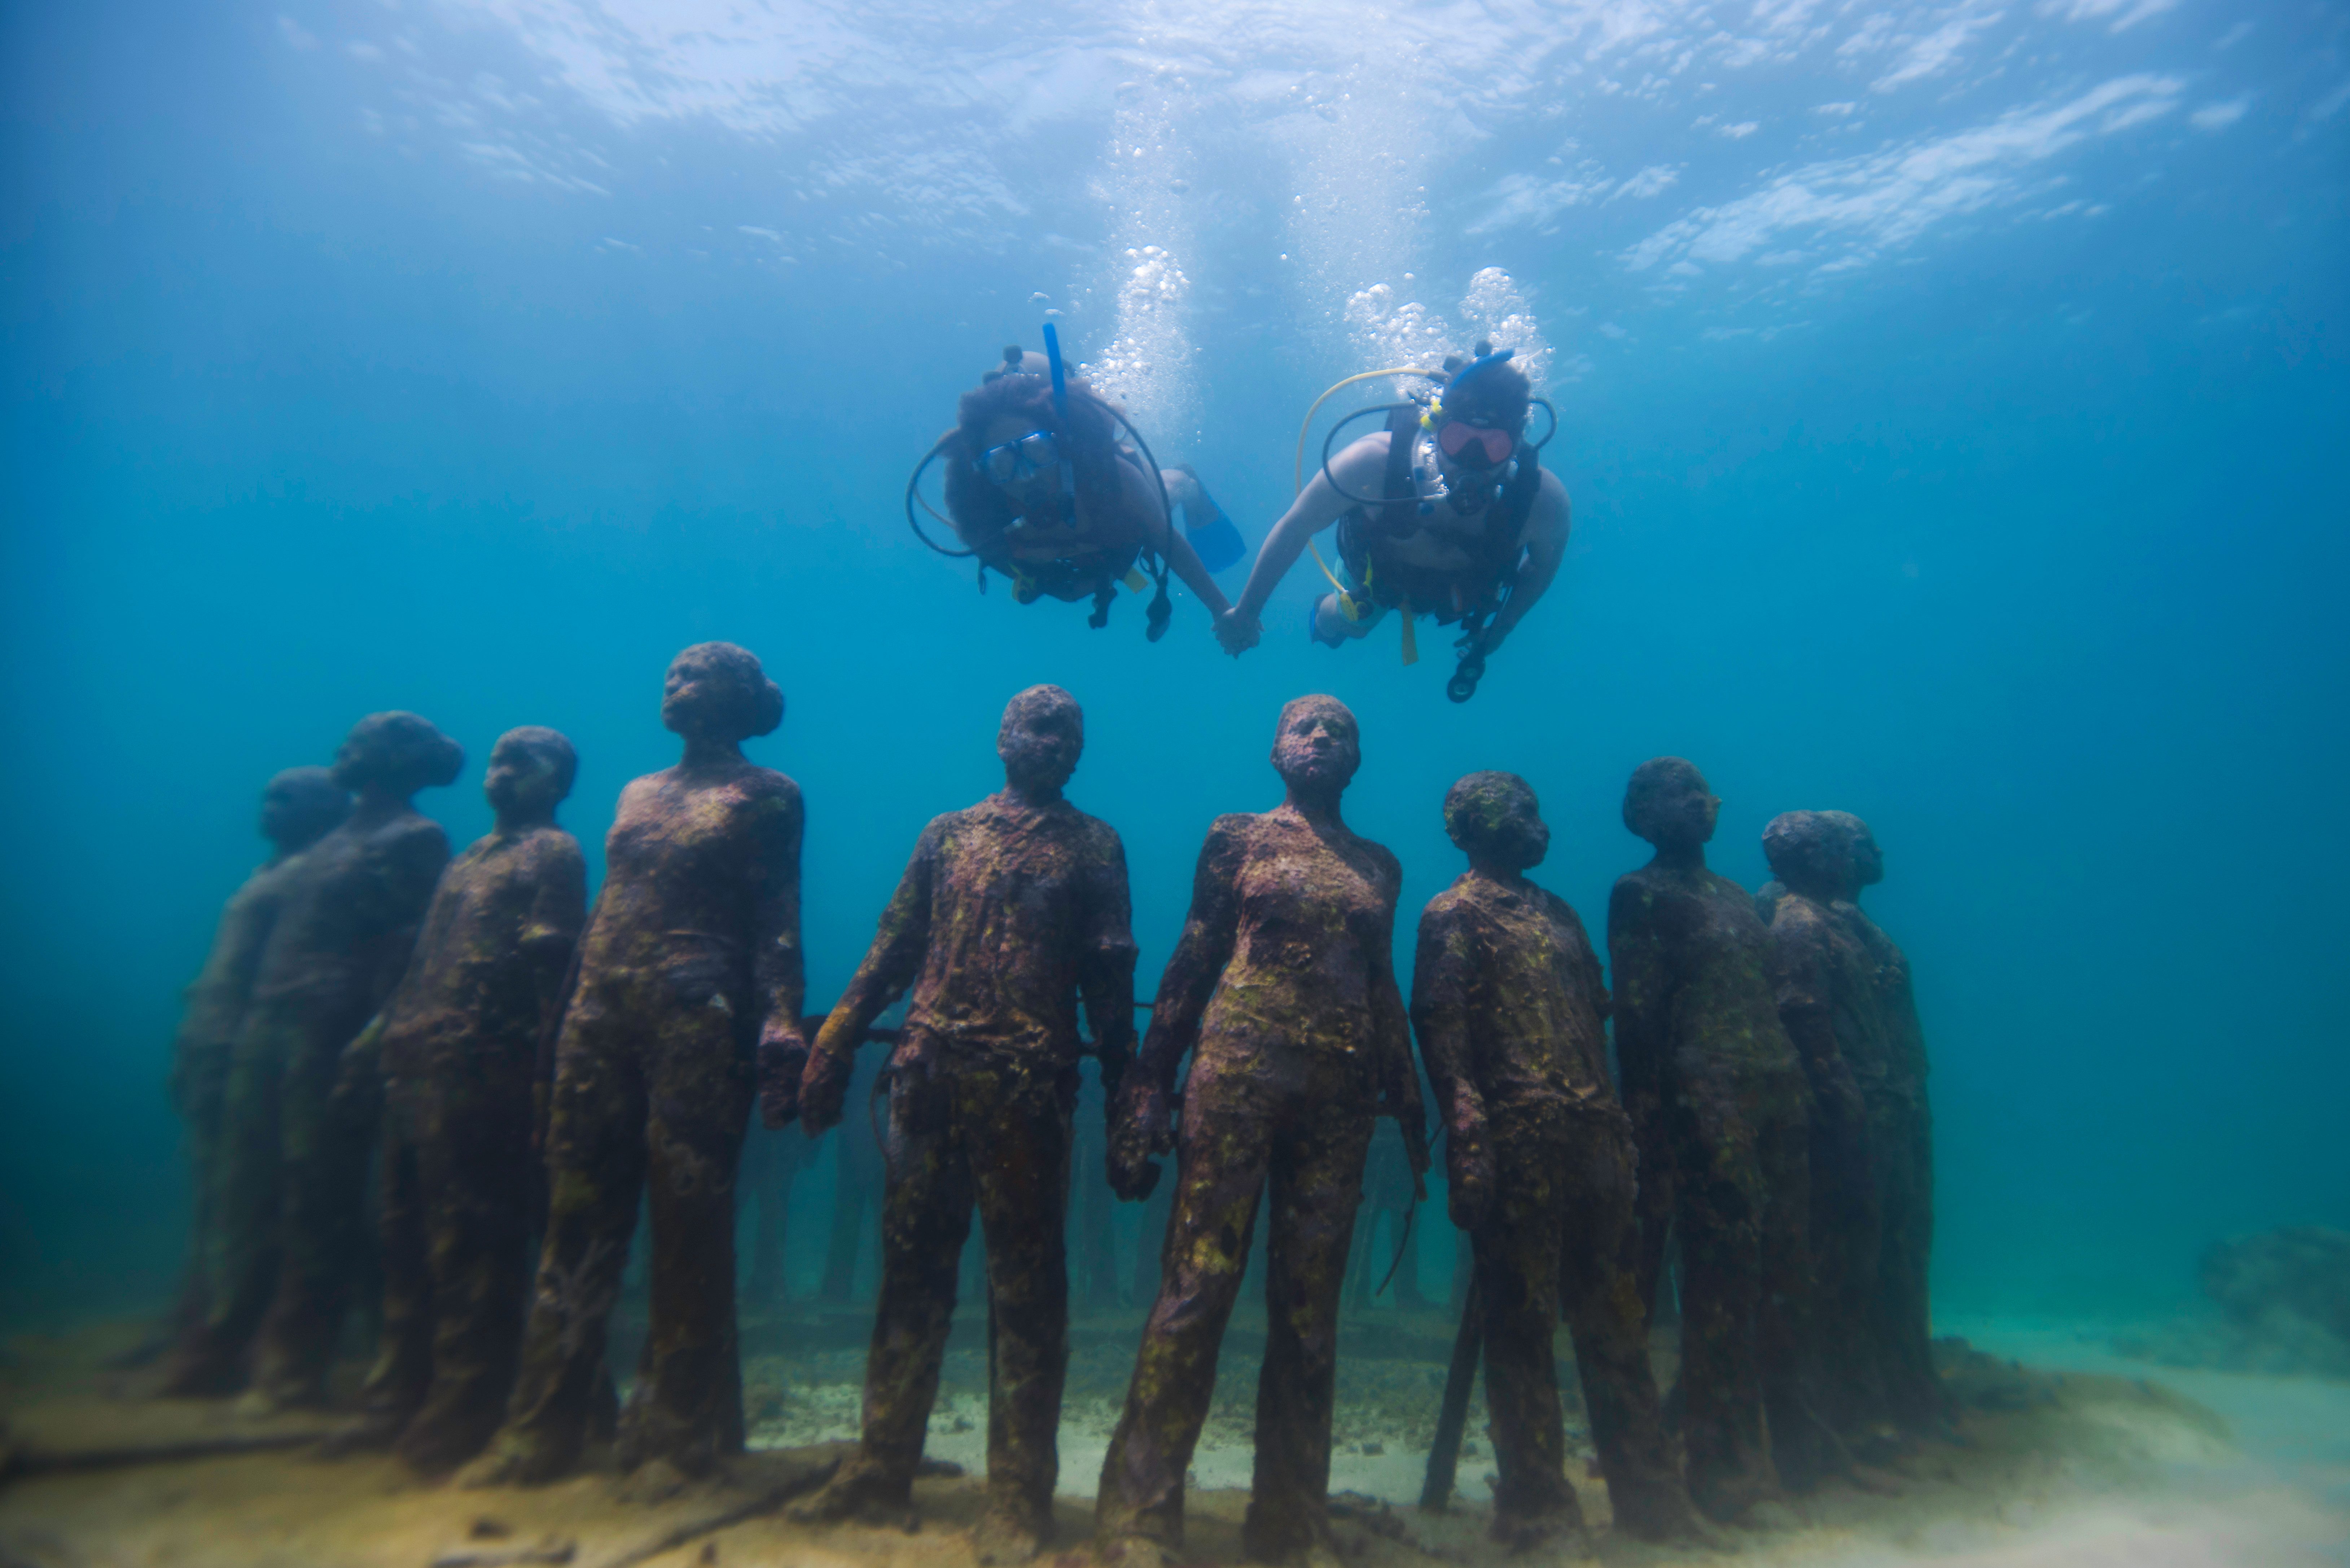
[971, 1066, 1076, 1554]
[618, 996, 754, 1477]
[1556, 1108, 1702, 1541]
[1095, 1054, 1274, 1554]
[463, 981, 647, 1486]
[1241, 1071, 1373, 1564]
[1476, 1106, 1582, 1549]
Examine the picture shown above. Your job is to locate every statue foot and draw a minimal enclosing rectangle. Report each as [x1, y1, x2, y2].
[317, 1410, 406, 1459]
[455, 1437, 573, 1491]
[1093, 1537, 1181, 1568]
[1489, 1508, 1592, 1560]
[788, 1462, 918, 1533]
[970, 1502, 1051, 1564]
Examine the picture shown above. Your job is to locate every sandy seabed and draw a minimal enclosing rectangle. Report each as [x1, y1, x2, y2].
[2, 1308, 2344, 1568]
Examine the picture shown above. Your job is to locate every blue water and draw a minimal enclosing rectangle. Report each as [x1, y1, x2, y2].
[1, 0, 2345, 1341]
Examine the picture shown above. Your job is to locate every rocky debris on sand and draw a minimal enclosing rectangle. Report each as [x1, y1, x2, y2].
[2112, 1226, 2350, 1378]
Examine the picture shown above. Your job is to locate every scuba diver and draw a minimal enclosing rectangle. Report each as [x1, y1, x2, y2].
[907, 325, 1242, 642]
[1215, 344, 1569, 700]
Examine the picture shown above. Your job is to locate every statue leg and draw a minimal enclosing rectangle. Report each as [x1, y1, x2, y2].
[1806, 1074, 1887, 1438]
[1095, 1060, 1273, 1553]
[1240, 1077, 1373, 1564]
[1668, 1073, 1776, 1522]
[972, 1066, 1076, 1543]
[1628, 1104, 1676, 1325]
[1476, 1106, 1582, 1549]
[249, 999, 380, 1409]
[396, 1079, 532, 1476]
[161, 1011, 288, 1396]
[468, 981, 648, 1486]
[1872, 1093, 1943, 1431]
[1753, 1071, 1837, 1492]
[337, 1086, 433, 1449]
[1554, 1108, 1699, 1542]
[798, 1053, 974, 1520]
[617, 997, 754, 1476]
[170, 1038, 234, 1339]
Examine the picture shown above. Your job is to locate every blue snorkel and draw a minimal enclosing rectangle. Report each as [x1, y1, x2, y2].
[1042, 322, 1078, 509]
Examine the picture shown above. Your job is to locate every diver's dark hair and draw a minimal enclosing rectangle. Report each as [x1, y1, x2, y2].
[941, 372, 1123, 548]
[1443, 355, 1532, 433]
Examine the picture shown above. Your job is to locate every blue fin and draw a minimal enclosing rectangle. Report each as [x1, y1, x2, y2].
[1187, 512, 1246, 573]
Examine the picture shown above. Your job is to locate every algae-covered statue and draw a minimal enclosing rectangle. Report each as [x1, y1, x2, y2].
[1096, 695, 1424, 1568]
[166, 714, 461, 1406]
[791, 685, 1138, 1564]
[464, 643, 805, 1487]
[1825, 811, 1949, 1435]
[1411, 772, 1704, 1549]
[330, 727, 586, 1475]
[1608, 758, 1832, 1520]
[161, 768, 349, 1362]
[1761, 809, 1890, 1444]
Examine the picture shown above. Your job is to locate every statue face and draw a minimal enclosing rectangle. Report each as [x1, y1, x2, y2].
[485, 734, 566, 817]
[1628, 763, 1720, 849]
[661, 648, 734, 738]
[1273, 699, 1361, 794]
[1845, 819, 1884, 888]
[998, 688, 1084, 793]
[1480, 783, 1551, 872]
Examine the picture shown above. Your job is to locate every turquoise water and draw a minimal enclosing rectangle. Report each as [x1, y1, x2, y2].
[1, 0, 2345, 1348]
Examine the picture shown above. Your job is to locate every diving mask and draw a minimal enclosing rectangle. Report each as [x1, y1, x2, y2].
[1437, 418, 1516, 468]
[979, 430, 1060, 486]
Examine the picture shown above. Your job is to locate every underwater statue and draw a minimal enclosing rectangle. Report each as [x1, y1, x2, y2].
[462, 643, 804, 1487]
[1096, 695, 1424, 1568]
[1411, 772, 1704, 1549]
[165, 714, 461, 1407]
[326, 727, 586, 1475]
[1761, 809, 1891, 1444]
[1825, 812, 1949, 1435]
[791, 685, 1138, 1564]
[161, 767, 349, 1360]
[1608, 757, 1833, 1520]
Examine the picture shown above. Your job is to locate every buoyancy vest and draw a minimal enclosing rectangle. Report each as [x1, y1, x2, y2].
[1334, 406, 1539, 625]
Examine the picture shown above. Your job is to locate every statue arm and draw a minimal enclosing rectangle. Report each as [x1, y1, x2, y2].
[1606, 882, 1667, 1122]
[1078, 829, 1142, 1101]
[751, 783, 808, 1041]
[1409, 902, 1480, 1221]
[1110, 818, 1244, 1196]
[799, 822, 939, 1133]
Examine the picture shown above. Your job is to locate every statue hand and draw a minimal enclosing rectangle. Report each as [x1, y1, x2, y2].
[798, 1043, 853, 1137]
[756, 1019, 808, 1129]
[1108, 1079, 1171, 1200]
[1446, 1116, 1495, 1233]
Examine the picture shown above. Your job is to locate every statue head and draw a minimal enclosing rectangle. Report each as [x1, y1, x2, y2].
[1761, 810, 1854, 901]
[330, 712, 464, 799]
[1622, 757, 1719, 851]
[997, 684, 1084, 796]
[1824, 810, 1883, 889]
[661, 642, 784, 745]
[259, 766, 349, 852]
[485, 726, 578, 821]
[1272, 694, 1361, 796]
[1443, 770, 1549, 873]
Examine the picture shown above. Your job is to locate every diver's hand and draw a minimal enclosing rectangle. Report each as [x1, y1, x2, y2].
[798, 1043, 854, 1137]
[756, 1018, 808, 1129]
[1109, 1079, 1172, 1200]
[1215, 607, 1262, 657]
[1446, 1112, 1496, 1232]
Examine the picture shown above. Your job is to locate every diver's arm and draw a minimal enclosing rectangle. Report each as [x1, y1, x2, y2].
[1483, 473, 1571, 650]
[1219, 434, 1387, 652]
[1119, 459, 1229, 616]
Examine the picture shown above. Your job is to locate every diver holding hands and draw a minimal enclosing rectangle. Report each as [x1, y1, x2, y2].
[1217, 346, 1570, 700]
[908, 326, 1241, 641]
